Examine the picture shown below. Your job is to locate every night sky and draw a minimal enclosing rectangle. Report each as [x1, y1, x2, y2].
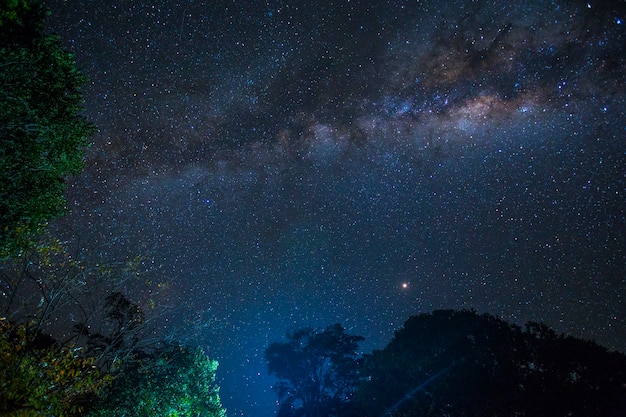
[44, 1, 624, 416]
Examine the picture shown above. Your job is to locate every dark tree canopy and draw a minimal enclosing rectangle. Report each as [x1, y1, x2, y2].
[265, 323, 365, 417]
[1, 0, 94, 258]
[351, 310, 626, 417]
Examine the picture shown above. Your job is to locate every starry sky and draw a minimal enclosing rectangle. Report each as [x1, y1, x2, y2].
[44, 0, 624, 416]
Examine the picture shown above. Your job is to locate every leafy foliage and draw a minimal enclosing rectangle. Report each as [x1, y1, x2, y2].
[265, 323, 364, 417]
[351, 310, 626, 417]
[0, 0, 95, 258]
[0, 318, 110, 416]
[0, 0, 37, 29]
[74, 293, 225, 417]
[0, 236, 227, 416]
[86, 346, 226, 417]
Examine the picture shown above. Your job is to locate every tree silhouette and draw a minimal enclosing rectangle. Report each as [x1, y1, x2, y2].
[265, 323, 364, 417]
[73, 291, 151, 373]
[352, 310, 626, 417]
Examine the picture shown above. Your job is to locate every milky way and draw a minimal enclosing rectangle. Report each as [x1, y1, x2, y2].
[46, 0, 625, 415]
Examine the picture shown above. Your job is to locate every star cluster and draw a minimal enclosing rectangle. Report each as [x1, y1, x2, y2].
[45, 0, 624, 416]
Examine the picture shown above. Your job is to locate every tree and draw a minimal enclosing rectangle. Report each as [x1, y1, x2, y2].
[352, 310, 626, 417]
[0, 237, 157, 350]
[72, 291, 153, 374]
[265, 323, 364, 417]
[0, 238, 156, 415]
[518, 322, 626, 417]
[1, 0, 95, 258]
[352, 310, 525, 417]
[0, 318, 111, 416]
[70, 290, 225, 417]
[85, 345, 226, 417]
[0, 237, 225, 416]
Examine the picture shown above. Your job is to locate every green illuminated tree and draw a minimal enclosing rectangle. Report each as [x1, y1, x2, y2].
[1, 0, 95, 258]
[86, 346, 226, 417]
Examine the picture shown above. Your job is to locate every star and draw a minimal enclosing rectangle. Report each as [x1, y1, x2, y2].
[40, 1, 626, 416]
